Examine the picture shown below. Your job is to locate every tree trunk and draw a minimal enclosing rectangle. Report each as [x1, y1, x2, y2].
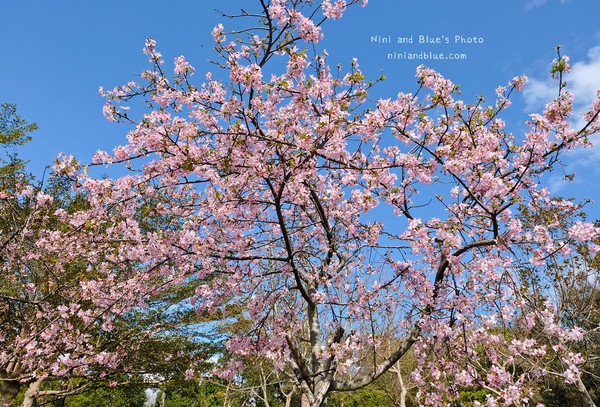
[301, 393, 310, 407]
[304, 393, 329, 407]
[1, 380, 22, 407]
[312, 379, 330, 407]
[576, 377, 597, 407]
[22, 380, 42, 407]
[259, 367, 271, 407]
[394, 365, 407, 407]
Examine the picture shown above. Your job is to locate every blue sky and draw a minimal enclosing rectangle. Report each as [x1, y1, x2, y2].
[1, 0, 599, 214]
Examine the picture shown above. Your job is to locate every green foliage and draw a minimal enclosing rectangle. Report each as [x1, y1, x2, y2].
[0, 103, 38, 178]
[64, 385, 147, 407]
[153, 381, 226, 407]
[532, 377, 590, 407]
[0, 103, 36, 146]
[11, 381, 147, 407]
[455, 387, 492, 406]
[328, 387, 391, 407]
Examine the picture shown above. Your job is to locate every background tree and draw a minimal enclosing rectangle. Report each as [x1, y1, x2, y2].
[513, 211, 600, 407]
[0, 105, 224, 406]
[0, 103, 37, 181]
[0, 102, 40, 405]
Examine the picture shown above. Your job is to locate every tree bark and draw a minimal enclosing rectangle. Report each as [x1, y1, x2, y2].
[392, 364, 407, 407]
[301, 393, 310, 407]
[576, 377, 597, 407]
[259, 366, 271, 407]
[22, 379, 42, 407]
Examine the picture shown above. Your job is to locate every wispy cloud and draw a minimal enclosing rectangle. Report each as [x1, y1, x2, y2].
[524, 0, 570, 11]
[523, 45, 600, 124]
[522, 77, 557, 110]
[523, 44, 600, 189]
[568, 46, 600, 108]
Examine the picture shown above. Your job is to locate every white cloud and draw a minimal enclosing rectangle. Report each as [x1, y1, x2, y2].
[569, 46, 600, 106]
[525, 0, 548, 10]
[522, 45, 600, 179]
[522, 77, 558, 111]
[525, 0, 570, 10]
[523, 45, 600, 126]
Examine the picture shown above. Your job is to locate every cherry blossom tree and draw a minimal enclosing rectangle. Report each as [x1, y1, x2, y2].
[0, 107, 216, 406]
[0, 168, 222, 406]
[10, 0, 600, 406]
[507, 209, 600, 407]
